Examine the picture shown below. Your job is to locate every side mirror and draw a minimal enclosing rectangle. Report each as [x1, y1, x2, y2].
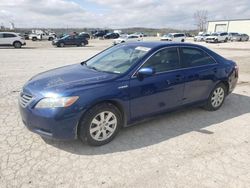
[137, 67, 155, 80]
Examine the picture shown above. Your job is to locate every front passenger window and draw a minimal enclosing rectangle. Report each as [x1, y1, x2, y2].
[142, 47, 180, 73]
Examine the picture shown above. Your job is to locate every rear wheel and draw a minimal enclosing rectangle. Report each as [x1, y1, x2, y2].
[181, 39, 185, 42]
[32, 37, 37, 41]
[13, 41, 22, 48]
[224, 38, 228, 42]
[78, 103, 122, 146]
[204, 83, 227, 111]
[80, 42, 86, 47]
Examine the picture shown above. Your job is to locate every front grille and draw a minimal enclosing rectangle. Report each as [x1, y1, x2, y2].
[19, 93, 33, 108]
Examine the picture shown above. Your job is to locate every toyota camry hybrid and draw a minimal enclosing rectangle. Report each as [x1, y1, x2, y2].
[19, 42, 238, 146]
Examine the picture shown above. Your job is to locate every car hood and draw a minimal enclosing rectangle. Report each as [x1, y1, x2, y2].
[23, 63, 116, 95]
[161, 36, 171, 39]
[195, 36, 203, 39]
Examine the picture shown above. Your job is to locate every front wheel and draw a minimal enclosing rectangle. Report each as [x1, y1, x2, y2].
[204, 83, 227, 111]
[13, 41, 22, 48]
[59, 43, 64, 47]
[78, 103, 122, 146]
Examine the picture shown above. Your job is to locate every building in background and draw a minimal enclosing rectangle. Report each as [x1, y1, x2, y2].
[207, 18, 250, 35]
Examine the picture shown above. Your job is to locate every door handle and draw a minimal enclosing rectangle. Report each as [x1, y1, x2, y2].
[175, 75, 184, 82]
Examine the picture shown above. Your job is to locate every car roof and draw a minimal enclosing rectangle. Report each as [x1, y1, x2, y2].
[0, 32, 17, 34]
[169, 33, 185, 35]
[123, 41, 205, 49]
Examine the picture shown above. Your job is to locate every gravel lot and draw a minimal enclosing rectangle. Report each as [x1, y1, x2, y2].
[0, 38, 250, 188]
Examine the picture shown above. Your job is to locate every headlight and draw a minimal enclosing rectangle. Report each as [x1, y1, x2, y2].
[35, 96, 79, 108]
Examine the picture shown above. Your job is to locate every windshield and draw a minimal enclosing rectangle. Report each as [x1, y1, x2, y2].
[61, 35, 69, 39]
[85, 45, 151, 74]
[166, 34, 173, 37]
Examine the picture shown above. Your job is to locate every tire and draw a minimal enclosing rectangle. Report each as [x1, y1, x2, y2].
[181, 39, 185, 42]
[224, 38, 228, 42]
[32, 37, 37, 41]
[204, 83, 227, 111]
[59, 43, 64, 47]
[78, 103, 122, 146]
[80, 42, 86, 47]
[48, 37, 53, 41]
[13, 41, 22, 48]
[215, 39, 218, 43]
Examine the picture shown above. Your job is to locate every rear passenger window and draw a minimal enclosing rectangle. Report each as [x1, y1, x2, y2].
[3, 33, 16, 38]
[142, 47, 180, 72]
[181, 47, 216, 67]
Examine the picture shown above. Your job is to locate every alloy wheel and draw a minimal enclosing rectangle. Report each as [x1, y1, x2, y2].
[211, 87, 225, 108]
[89, 111, 117, 141]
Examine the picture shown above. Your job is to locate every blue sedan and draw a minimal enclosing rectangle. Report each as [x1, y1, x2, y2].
[19, 42, 238, 146]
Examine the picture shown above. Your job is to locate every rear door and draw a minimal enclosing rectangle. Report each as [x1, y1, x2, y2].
[180, 47, 218, 104]
[129, 47, 185, 119]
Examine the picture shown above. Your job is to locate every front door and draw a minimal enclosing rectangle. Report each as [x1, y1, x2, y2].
[129, 47, 185, 119]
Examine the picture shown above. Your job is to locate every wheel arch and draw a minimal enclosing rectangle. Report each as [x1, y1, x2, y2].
[221, 80, 229, 94]
[12, 40, 21, 45]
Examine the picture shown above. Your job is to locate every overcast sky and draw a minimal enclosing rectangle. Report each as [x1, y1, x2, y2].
[0, 0, 250, 29]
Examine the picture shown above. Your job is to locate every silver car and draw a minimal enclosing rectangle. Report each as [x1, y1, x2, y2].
[239, 34, 249, 41]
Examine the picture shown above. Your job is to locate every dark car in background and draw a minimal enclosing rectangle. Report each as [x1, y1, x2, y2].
[104, 33, 120, 39]
[93, 30, 109, 38]
[52, 35, 88, 47]
[79, 32, 90, 40]
[19, 42, 238, 146]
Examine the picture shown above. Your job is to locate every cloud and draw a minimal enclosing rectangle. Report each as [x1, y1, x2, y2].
[0, 0, 250, 28]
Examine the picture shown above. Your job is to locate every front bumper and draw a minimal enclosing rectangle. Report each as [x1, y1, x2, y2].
[18, 95, 82, 140]
[206, 38, 218, 43]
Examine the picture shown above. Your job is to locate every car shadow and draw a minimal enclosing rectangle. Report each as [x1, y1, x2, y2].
[43, 93, 250, 155]
[0, 47, 37, 49]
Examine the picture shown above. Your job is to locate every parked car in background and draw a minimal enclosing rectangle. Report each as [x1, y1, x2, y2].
[185, 33, 194, 37]
[113, 35, 142, 45]
[29, 32, 55, 41]
[93, 30, 109, 38]
[0, 32, 26, 48]
[133, 32, 146, 37]
[161, 33, 186, 42]
[22, 33, 30, 40]
[228, 32, 240, 41]
[52, 35, 88, 47]
[79, 32, 90, 40]
[205, 32, 228, 43]
[239, 33, 249, 41]
[19, 42, 238, 146]
[104, 33, 120, 39]
[194, 33, 210, 42]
